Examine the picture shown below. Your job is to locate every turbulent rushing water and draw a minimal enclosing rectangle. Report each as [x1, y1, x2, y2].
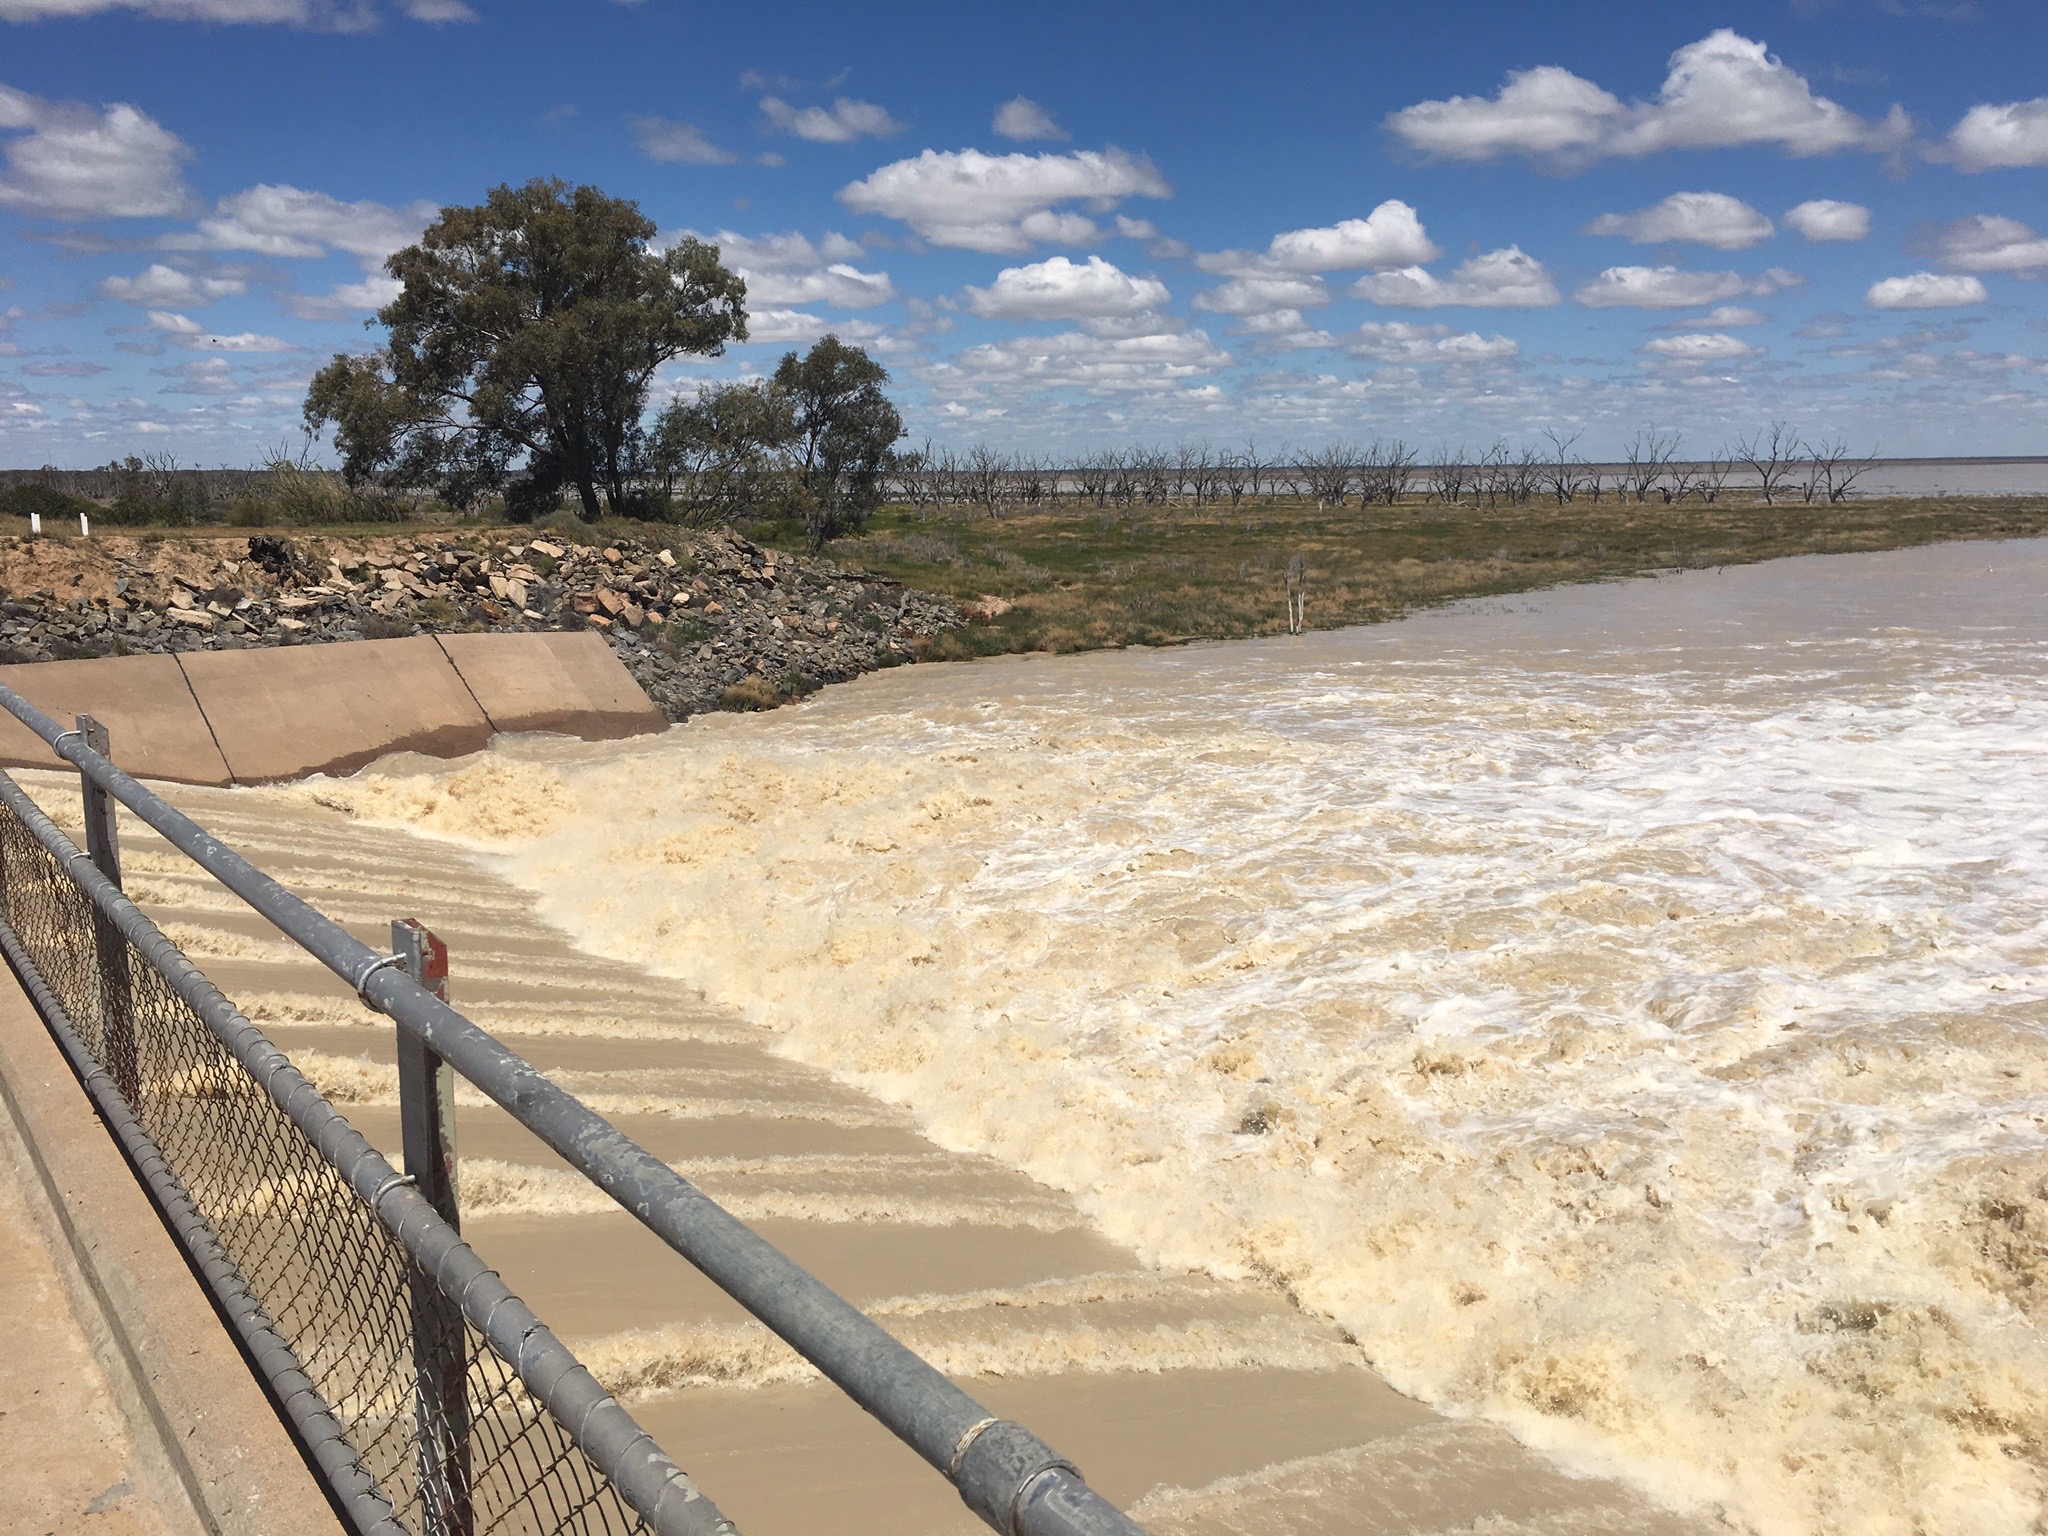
[300, 539, 2048, 1536]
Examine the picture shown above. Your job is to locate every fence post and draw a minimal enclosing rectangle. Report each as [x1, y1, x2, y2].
[77, 714, 137, 1103]
[393, 917, 471, 1536]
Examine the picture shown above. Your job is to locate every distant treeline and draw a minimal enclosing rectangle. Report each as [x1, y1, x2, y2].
[1, 423, 1884, 531]
[0, 453, 407, 529]
[878, 426, 1880, 515]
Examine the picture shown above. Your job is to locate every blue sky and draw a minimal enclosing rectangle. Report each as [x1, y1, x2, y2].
[3, 0, 2046, 465]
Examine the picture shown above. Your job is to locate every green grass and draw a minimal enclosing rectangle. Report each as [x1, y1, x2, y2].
[784, 495, 2048, 660]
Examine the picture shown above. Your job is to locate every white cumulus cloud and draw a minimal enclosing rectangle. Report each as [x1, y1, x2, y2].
[169, 183, 437, 261]
[0, 0, 468, 23]
[282, 272, 402, 321]
[939, 326, 1229, 394]
[3, 0, 346, 22]
[1576, 265, 1776, 309]
[1946, 98, 2048, 172]
[741, 309, 833, 345]
[993, 97, 1066, 142]
[695, 229, 895, 309]
[1230, 309, 1337, 352]
[1865, 272, 1988, 309]
[1783, 199, 1870, 242]
[1585, 191, 1774, 250]
[147, 308, 294, 351]
[1662, 304, 1769, 330]
[1386, 30, 1909, 167]
[1348, 321, 1518, 363]
[965, 255, 1167, 321]
[1641, 332, 1761, 361]
[1193, 274, 1331, 316]
[1915, 214, 2048, 277]
[744, 265, 893, 308]
[759, 96, 903, 145]
[838, 147, 1170, 254]
[1351, 246, 1561, 309]
[0, 82, 193, 218]
[1198, 200, 1437, 276]
[98, 263, 245, 306]
[703, 229, 864, 269]
[724, 309, 895, 350]
[634, 118, 737, 166]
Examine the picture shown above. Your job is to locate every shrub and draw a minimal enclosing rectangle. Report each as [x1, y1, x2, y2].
[0, 483, 97, 524]
[719, 674, 783, 711]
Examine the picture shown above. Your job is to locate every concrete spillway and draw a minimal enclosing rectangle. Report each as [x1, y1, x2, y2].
[0, 630, 667, 784]
[6, 771, 1700, 1536]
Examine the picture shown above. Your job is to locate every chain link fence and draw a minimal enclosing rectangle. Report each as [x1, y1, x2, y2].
[0, 771, 704, 1536]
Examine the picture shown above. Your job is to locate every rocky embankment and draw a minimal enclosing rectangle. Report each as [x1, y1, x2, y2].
[0, 527, 963, 720]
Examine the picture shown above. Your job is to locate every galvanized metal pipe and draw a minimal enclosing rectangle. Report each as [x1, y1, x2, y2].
[0, 759, 735, 1536]
[0, 914, 405, 1536]
[0, 682, 1149, 1536]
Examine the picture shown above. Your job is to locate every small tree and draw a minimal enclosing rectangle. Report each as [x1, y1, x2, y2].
[1736, 422, 1801, 506]
[772, 336, 904, 551]
[305, 178, 747, 521]
[647, 380, 797, 524]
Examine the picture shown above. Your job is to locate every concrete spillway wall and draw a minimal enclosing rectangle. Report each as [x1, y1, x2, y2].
[0, 630, 668, 785]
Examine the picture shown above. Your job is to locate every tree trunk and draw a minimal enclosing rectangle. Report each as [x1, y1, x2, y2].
[574, 476, 602, 521]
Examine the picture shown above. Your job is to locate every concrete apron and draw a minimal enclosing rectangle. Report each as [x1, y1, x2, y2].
[0, 630, 669, 786]
[0, 966, 345, 1536]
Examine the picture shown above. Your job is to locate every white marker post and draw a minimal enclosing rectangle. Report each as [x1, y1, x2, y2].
[28, 511, 41, 536]
[79, 512, 90, 538]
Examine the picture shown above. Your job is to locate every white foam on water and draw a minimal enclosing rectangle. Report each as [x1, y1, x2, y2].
[456, 1156, 1082, 1229]
[578, 1295, 1355, 1401]
[292, 544, 2048, 1536]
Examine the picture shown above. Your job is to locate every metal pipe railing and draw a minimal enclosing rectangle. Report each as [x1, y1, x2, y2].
[0, 760, 735, 1536]
[0, 682, 1147, 1536]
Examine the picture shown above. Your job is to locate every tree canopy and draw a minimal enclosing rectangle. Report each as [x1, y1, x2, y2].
[305, 178, 746, 520]
[646, 334, 903, 550]
[773, 336, 904, 551]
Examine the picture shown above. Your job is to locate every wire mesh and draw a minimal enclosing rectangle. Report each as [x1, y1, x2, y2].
[0, 789, 653, 1536]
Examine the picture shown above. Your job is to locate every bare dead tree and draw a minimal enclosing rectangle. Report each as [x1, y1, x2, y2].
[1300, 444, 1356, 508]
[1067, 454, 1092, 507]
[1668, 457, 1704, 503]
[1144, 446, 1175, 507]
[1284, 553, 1308, 635]
[1474, 441, 1508, 507]
[1698, 453, 1732, 504]
[885, 442, 931, 515]
[1015, 453, 1048, 512]
[1240, 438, 1270, 502]
[1194, 445, 1224, 509]
[965, 445, 1006, 518]
[1360, 438, 1416, 505]
[1217, 451, 1248, 507]
[1805, 437, 1882, 503]
[1736, 421, 1801, 506]
[1169, 443, 1198, 506]
[1428, 445, 1470, 506]
[1621, 428, 1682, 502]
[1541, 428, 1583, 505]
[1505, 446, 1543, 505]
[1269, 447, 1305, 503]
